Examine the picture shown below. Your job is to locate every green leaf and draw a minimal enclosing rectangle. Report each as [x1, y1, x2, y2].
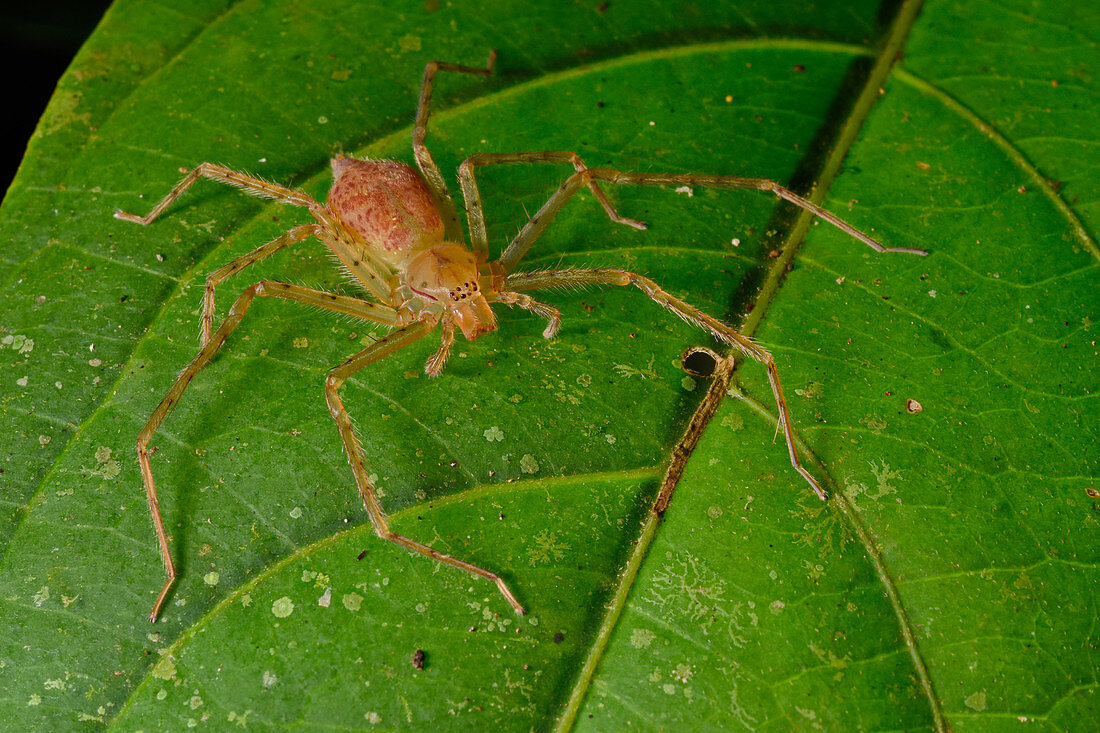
[1, 0, 1095, 730]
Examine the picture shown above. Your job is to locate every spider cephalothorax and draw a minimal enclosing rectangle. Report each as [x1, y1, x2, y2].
[404, 242, 497, 340]
[117, 51, 925, 622]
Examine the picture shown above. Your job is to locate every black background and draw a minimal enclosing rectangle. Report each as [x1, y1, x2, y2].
[2, 2, 113, 196]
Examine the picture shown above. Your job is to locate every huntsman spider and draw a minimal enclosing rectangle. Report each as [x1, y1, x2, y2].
[116, 51, 925, 621]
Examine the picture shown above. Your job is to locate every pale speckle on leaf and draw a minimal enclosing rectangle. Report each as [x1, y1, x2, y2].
[152, 656, 177, 681]
[630, 628, 656, 649]
[271, 596, 295, 618]
[965, 691, 987, 711]
[519, 454, 539, 474]
[720, 412, 744, 431]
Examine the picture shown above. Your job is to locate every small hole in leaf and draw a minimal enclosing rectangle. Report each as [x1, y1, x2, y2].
[681, 347, 718, 378]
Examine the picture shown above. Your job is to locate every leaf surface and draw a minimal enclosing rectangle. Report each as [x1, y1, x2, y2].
[0, 0, 1095, 730]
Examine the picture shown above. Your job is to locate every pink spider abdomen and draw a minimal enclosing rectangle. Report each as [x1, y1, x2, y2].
[327, 157, 444, 257]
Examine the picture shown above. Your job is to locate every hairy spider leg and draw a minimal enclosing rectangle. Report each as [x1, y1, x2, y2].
[505, 267, 829, 501]
[324, 322, 527, 615]
[115, 161, 398, 306]
[495, 166, 928, 273]
[200, 224, 320, 345]
[136, 280, 399, 621]
[413, 50, 498, 243]
[489, 290, 562, 339]
[486, 165, 926, 497]
[114, 162, 321, 226]
[457, 151, 646, 261]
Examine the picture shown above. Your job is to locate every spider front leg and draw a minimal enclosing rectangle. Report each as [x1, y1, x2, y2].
[324, 321, 526, 614]
[138, 281, 399, 621]
[491, 291, 561, 339]
[495, 166, 927, 273]
[457, 151, 646, 261]
[505, 267, 829, 501]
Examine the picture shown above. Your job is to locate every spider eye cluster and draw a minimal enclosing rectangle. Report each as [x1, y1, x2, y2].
[449, 281, 479, 302]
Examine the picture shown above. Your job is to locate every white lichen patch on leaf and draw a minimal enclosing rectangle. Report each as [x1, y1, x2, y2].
[859, 413, 888, 432]
[630, 628, 656, 649]
[271, 596, 295, 618]
[1, 333, 34, 354]
[151, 655, 177, 681]
[870, 459, 902, 496]
[794, 381, 823, 399]
[720, 412, 744, 431]
[519, 454, 540, 474]
[641, 551, 747, 646]
[808, 641, 850, 670]
[466, 600, 514, 633]
[483, 426, 504, 442]
[203, 572, 219, 587]
[843, 459, 902, 510]
[227, 710, 252, 727]
[965, 691, 987, 711]
[613, 356, 659, 380]
[87, 447, 121, 479]
[343, 592, 363, 611]
[801, 560, 825, 582]
[527, 530, 568, 566]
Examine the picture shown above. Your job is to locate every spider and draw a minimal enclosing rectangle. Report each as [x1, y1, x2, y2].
[116, 51, 926, 622]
